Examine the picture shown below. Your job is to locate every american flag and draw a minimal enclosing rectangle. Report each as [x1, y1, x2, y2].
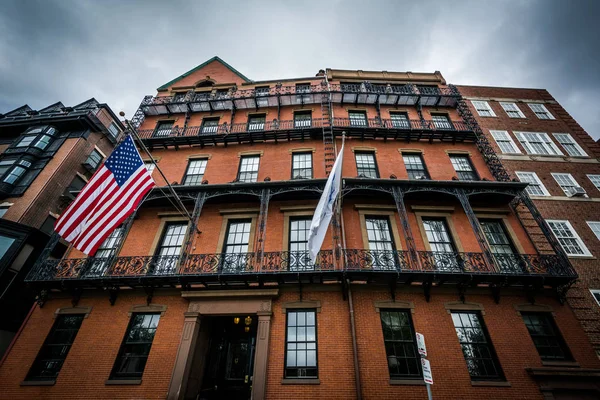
[55, 135, 155, 255]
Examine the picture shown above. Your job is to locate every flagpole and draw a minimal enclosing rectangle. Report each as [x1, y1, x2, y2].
[122, 118, 194, 222]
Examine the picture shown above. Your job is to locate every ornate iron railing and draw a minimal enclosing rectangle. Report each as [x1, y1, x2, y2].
[137, 117, 472, 140]
[27, 250, 575, 283]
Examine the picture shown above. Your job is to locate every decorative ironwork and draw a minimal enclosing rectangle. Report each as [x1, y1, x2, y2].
[455, 189, 496, 269]
[181, 192, 206, 262]
[261, 250, 335, 272]
[344, 249, 410, 271]
[391, 187, 418, 266]
[109, 255, 181, 276]
[255, 189, 270, 261]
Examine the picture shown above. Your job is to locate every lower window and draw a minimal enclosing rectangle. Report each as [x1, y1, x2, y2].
[380, 309, 421, 379]
[521, 312, 572, 361]
[26, 314, 85, 381]
[285, 309, 317, 378]
[450, 311, 504, 381]
[110, 313, 161, 380]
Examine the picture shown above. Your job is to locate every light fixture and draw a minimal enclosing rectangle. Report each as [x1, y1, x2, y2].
[245, 326, 250, 333]
[234, 317, 240, 325]
[245, 316, 252, 326]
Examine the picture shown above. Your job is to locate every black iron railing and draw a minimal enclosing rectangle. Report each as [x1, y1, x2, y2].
[27, 249, 575, 283]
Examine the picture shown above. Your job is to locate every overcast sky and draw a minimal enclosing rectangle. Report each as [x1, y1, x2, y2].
[1, 0, 598, 139]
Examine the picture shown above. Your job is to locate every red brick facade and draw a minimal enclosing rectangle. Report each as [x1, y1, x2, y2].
[2, 60, 599, 399]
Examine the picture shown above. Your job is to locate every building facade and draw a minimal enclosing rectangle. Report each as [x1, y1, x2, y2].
[0, 100, 124, 357]
[458, 85, 600, 357]
[1, 58, 599, 399]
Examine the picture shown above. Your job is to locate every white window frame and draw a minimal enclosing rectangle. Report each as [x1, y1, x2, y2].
[515, 171, 550, 196]
[471, 100, 496, 117]
[514, 132, 563, 156]
[144, 161, 155, 174]
[499, 102, 525, 118]
[547, 219, 591, 257]
[587, 221, 600, 241]
[587, 174, 600, 192]
[590, 289, 600, 307]
[528, 103, 555, 120]
[489, 130, 521, 154]
[553, 133, 588, 157]
[551, 173, 581, 196]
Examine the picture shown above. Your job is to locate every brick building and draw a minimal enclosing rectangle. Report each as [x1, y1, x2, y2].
[1, 58, 599, 399]
[458, 85, 600, 357]
[0, 100, 124, 357]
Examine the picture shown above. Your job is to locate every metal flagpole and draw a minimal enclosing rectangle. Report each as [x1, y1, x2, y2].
[123, 119, 194, 223]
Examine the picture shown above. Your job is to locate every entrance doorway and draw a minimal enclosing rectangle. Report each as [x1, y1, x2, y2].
[197, 316, 257, 400]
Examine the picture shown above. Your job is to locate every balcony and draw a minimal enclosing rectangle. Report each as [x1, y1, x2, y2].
[329, 83, 459, 107]
[27, 248, 575, 290]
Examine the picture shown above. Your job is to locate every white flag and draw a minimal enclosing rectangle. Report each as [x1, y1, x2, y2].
[307, 141, 344, 265]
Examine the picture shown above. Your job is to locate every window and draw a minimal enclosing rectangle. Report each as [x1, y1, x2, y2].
[451, 311, 503, 380]
[16, 135, 36, 148]
[0, 160, 15, 177]
[551, 173, 581, 196]
[471, 101, 496, 117]
[0, 206, 9, 218]
[201, 118, 219, 134]
[288, 217, 312, 271]
[237, 155, 260, 182]
[111, 313, 161, 380]
[489, 130, 521, 154]
[390, 112, 410, 129]
[255, 86, 270, 108]
[500, 102, 525, 118]
[349, 111, 367, 127]
[285, 309, 317, 378]
[450, 155, 478, 181]
[85, 149, 103, 170]
[402, 154, 429, 180]
[295, 84, 312, 102]
[154, 222, 187, 274]
[40, 215, 57, 236]
[65, 175, 86, 197]
[515, 132, 562, 156]
[222, 219, 252, 273]
[183, 159, 208, 185]
[294, 112, 312, 129]
[380, 310, 421, 379]
[422, 217, 459, 271]
[587, 221, 600, 241]
[553, 133, 588, 157]
[547, 220, 591, 256]
[522, 313, 572, 361]
[154, 121, 174, 137]
[87, 226, 123, 276]
[528, 103, 554, 120]
[26, 314, 85, 381]
[355, 151, 378, 178]
[108, 122, 120, 138]
[3, 160, 31, 185]
[292, 152, 312, 179]
[591, 290, 600, 307]
[480, 220, 520, 273]
[144, 161, 155, 174]
[431, 114, 453, 130]
[365, 216, 396, 270]
[34, 134, 53, 150]
[587, 174, 600, 191]
[0, 234, 16, 260]
[515, 172, 550, 196]
[247, 115, 266, 132]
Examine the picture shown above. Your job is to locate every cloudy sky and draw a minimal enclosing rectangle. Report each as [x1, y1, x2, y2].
[1, 0, 598, 139]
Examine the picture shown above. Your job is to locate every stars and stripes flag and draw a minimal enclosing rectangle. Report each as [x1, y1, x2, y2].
[54, 135, 155, 256]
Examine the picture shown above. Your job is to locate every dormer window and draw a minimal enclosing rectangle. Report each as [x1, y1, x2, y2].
[4, 160, 31, 185]
[15, 126, 56, 149]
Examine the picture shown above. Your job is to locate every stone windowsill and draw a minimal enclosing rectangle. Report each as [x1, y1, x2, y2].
[105, 379, 142, 385]
[20, 380, 56, 386]
[281, 378, 320, 385]
[389, 378, 426, 385]
[542, 360, 580, 368]
[471, 380, 511, 387]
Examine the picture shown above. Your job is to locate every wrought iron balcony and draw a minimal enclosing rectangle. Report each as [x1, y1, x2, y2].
[27, 249, 575, 289]
[328, 83, 458, 107]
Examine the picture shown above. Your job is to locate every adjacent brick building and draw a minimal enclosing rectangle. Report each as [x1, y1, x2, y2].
[0, 100, 124, 357]
[458, 85, 600, 356]
[1, 58, 599, 399]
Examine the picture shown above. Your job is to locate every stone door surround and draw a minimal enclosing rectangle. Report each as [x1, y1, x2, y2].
[167, 289, 278, 400]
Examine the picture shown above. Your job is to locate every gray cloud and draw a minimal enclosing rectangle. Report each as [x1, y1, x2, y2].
[1, 0, 598, 139]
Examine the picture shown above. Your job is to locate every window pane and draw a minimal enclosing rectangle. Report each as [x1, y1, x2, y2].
[402, 154, 429, 180]
[111, 313, 161, 379]
[355, 152, 378, 178]
[522, 313, 571, 361]
[285, 310, 317, 378]
[349, 112, 367, 127]
[183, 159, 208, 185]
[450, 155, 478, 181]
[365, 217, 396, 270]
[380, 310, 421, 378]
[292, 153, 312, 179]
[26, 315, 85, 381]
[451, 312, 503, 380]
[238, 156, 260, 182]
[289, 217, 313, 271]
[154, 121, 174, 137]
